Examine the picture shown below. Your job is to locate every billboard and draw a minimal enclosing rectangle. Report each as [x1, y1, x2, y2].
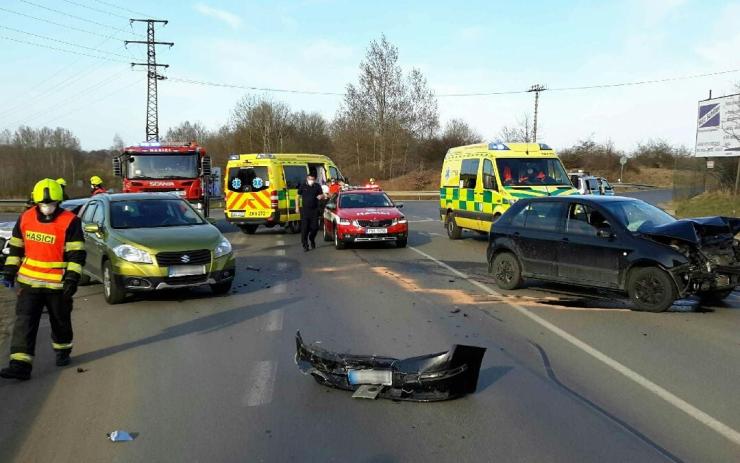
[695, 93, 740, 157]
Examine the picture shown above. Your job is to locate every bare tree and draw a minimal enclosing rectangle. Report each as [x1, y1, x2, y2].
[111, 133, 125, 152]
[164, 121, 210, 144]
[498, 114, 533, 143]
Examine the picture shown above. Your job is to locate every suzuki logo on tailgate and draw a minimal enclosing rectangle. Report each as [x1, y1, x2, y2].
[180, 255, 191, 263]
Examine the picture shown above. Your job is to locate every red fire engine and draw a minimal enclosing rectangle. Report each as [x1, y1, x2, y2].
[113, 141, 213, 216]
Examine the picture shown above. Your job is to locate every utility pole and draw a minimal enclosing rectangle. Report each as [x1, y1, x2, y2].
[125, 19, 173, 142]
[528, 84, 546, 142]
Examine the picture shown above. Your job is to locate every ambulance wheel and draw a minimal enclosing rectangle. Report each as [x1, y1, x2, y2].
[240, 224, 258, 234]
[103, 260, 125, 305]
[286, 221, 300, 234]
[323, 221, 332, 241]
[446, 212, 462, 240]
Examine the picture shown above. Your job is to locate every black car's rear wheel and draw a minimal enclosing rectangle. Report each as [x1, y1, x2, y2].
[446, 212, 462, 240]
[491, 252, 523, 290]
[627, 267, 677, 313]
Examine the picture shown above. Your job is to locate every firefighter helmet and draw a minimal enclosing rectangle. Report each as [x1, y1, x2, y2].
[90, 175, 104, 186]
[31, 178, 64, 204]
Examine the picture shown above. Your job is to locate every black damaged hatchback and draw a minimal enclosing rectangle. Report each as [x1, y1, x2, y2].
[486, 196, 740, 312]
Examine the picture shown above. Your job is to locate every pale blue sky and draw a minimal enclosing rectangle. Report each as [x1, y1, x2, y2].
[1, 0, 739, 151]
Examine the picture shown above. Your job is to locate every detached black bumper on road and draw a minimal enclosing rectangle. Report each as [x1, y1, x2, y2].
[295, 331, 486, 402]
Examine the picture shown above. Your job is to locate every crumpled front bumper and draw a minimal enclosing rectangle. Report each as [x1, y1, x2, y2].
[294, 331, 486, 402]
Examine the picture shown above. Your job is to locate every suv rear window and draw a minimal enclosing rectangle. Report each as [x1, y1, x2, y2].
[228, 167, 269, 193]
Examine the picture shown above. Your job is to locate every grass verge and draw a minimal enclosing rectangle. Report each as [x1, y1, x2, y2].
[672, 192, 739, 218]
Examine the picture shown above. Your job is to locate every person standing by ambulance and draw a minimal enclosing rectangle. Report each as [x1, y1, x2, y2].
[295, 174, 326, 251]
[0, 179, 86, 381]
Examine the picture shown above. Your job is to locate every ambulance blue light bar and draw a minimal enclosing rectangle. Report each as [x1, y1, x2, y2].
[228, 154, 240, 160]
[256, 153, 275, 159]
[488, 142, 510, 151]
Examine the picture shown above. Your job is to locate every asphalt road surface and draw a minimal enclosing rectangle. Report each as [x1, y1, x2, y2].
[1, 195, 739, 462]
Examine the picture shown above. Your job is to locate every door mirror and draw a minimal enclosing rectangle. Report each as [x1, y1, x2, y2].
[596, 227, 613, 239]
[201, 156, 212, 176]
[396, 203, 404, 208]
[83, 223, 100, 234]
[325, 203, 336, 211]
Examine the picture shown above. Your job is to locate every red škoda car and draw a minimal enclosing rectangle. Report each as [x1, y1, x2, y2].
[322, 189, 408, 249]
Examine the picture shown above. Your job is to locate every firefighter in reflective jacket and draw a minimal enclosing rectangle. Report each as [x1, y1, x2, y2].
[0, 179, 86, 381]
[90, 175, 107, 195]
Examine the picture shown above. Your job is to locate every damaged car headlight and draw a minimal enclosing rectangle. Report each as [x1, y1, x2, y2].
[392, 217, 407, 225]
[213, 238, 232, 258]
[113, 244, 152, 264]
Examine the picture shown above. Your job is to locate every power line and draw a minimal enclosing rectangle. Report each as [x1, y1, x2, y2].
[59, 0, 129, 20]
[89, 0, 152, 18]
[0, 34, 128, 62]
[0, 6, 123, 40]
[38, 75, 143, 127]
[18, 0, 142, 38]
[0, 25, 131, 59]
[5, 69, 131, 127]
[437, 68, 740, 97]
[167, 76, 345, 96]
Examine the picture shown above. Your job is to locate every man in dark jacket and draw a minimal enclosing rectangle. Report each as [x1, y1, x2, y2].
[295, 174, 326, 251]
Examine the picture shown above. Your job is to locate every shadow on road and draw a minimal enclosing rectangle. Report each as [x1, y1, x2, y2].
[74, 296, 301, 365]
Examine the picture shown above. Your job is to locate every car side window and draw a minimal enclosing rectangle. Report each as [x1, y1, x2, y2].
[92, 203, 105, 225]
[482, 159, 497, 191]
[460, 159, 480, 189]
[510, 205, 528, 228]
[81, 202, 97, 223]
[567, 203, 598, 235]
[523, 202, 564, 232]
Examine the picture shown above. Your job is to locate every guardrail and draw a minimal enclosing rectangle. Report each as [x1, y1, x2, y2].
[385, 191, 439, 200]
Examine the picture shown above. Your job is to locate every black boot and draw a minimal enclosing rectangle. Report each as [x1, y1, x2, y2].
[0, 360, 32, 381]
[55, 350, 71, 367]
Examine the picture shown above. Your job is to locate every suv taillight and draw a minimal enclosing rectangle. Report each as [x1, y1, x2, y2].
[270, 191, 279, 209]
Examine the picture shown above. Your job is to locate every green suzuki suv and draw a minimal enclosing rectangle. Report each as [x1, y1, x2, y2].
[78, 193, 235, 304]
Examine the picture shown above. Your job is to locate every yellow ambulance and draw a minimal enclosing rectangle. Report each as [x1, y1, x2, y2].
[224, 153, 344, 234]
[439, 142, 576, 238]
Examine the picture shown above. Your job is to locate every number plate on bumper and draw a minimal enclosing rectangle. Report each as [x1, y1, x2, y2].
[366, 228, 387, 234]
[168, 265, 206, 277]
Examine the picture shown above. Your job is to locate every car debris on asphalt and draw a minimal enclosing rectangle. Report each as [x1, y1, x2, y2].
[294, 331, 486, 402]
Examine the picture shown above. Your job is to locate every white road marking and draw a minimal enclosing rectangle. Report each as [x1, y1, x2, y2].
[277, 262, 288, 271]
[276, 249, 285, 256]
[277, 239, 285, 246]
[409, 245, 740, 446]
[408, 219, 435, 223]
[264, 308, 284, 331]
[243, 361, 278, 407]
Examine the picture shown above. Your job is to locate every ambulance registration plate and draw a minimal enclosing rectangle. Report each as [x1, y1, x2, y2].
[366, 228, 387, 234]
[230, 211, 245, 218]
[169, 265, 206, 277]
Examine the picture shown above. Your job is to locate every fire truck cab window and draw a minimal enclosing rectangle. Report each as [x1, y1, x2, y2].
[228, 167, 269, 193]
